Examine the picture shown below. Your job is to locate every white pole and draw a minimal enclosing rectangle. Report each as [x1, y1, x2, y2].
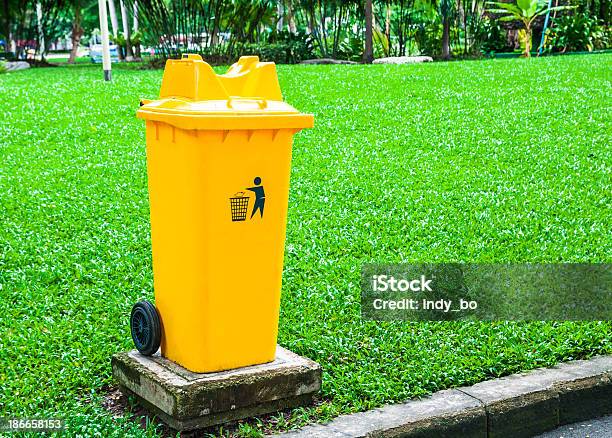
[98, 0, 112, 81]
[133, 1, 139, 32]
[107, 0, 119, 37]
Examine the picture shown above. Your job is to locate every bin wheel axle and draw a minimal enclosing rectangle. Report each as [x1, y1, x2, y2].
[130, 300, 161, 356]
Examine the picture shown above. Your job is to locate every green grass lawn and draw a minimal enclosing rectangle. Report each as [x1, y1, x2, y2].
[1, 54, 611, 437]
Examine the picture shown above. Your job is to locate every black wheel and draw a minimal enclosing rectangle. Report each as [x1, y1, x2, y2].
[130, 300, 161, 356]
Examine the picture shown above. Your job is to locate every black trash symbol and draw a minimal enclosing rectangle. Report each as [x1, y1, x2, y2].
[230, 192, 250, 222]
[247, 177, 265, 219]
[230, 177, 265, 222]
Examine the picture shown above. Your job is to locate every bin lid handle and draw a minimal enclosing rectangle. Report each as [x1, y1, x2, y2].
[226, 97, 268, 110]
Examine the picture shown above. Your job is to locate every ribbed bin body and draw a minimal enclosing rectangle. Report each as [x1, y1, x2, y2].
[145, 124, 295, 372]
[138, 55, 312, 372]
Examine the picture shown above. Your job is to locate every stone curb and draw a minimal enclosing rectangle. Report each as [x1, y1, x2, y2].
[112, 347, 322, 430]
[277, 355, 612, 438]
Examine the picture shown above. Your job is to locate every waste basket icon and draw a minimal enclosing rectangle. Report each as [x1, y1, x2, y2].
[230, 192, 249, 222]
[132, 54, 313, 373]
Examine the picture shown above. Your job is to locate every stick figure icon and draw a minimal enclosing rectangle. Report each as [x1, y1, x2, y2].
[247, 177, 265, 219]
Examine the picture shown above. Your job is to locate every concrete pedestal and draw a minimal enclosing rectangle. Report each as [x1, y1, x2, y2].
[111, 347, 321, 431]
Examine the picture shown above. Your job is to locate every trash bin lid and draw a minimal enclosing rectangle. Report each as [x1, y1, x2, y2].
[137, 55, 314, 131]
[138, 97, 313, 131]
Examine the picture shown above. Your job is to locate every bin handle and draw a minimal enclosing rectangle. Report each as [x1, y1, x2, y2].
[226, 97, 267, 110]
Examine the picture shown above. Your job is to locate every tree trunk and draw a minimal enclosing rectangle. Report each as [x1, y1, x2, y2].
[36, 1, 45, 60]
[363, 0, 373, 63]
[210, 0, 223, 46]
[287, 0, 297, 33]
[107, 0, 124, 60]
[385, 2, 391, 47]
[441, 15, 451, 59]
[462, 0, 468, 55]
[277, 0, 284, 32]
[523, 26, 532, 57]
[119, 0, 134, 60]
[132, 0, 140, 58]
[68, 4, 83, 64]
[3, 0, 10, 51]
[211, 23, 219, 46]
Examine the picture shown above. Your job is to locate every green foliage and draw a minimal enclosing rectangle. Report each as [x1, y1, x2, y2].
[0, 61, 6, 74]
[0, 55, 611, 437]
[545, 13, 607, 52]
[3, 0, 607, 65]
[487, 0, 575, 56]
[131, 30, 143, 46]
[296, 0, 360, 58]
[438, 0, 456, 20]
[129, 0, 279, 59]
[590, 25, 612, 49]
[458, 0, 493, 56]
[241, 42, 305, 64]
[0, 51, 16, 61]
[111, 33, 126, 48]
[7, 0, 71, 58]
[571, 0, 611, 24]
[337, 34, 364, 61]
[477, 17, 510, 54]
[260, 30, 315, 63]
[415, 20, 443, 56]
[197, 31, 315, 65]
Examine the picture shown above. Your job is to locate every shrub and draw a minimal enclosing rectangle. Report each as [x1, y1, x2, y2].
[241, 43, 290, 64]
[246, 31, 314, 64]
[0, 61, 6, 74]
[240, 42, 312, 64]
[546, 12, 600, 52]
[337, 35, 364, 61]
[0, 51, 16, 61]
[478, 17, 511, 54]
[590, 25, 612, 50]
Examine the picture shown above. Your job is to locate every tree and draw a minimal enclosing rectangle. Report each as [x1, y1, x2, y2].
[363, 0, 373, 62]
[439, 0, 454, 59]
[297, 0, 353, 58]
[390, 0, 416, 56]
[487, 0, 573, 57]
[3, 0, 11, 51]
[67, 0, 84, 63]
[276, 0, 284, 31]
[286, 0, 297, 33]
[107, 0, 125, 60]
[28, 0, 69, 60]
[132, 0, 140, 58]
[119, 0, 133, 59]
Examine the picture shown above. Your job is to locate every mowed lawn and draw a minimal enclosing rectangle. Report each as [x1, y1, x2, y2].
[0, 54, 610, 436]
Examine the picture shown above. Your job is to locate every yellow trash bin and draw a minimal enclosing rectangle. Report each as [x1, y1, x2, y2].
[133, 54, 313, 373]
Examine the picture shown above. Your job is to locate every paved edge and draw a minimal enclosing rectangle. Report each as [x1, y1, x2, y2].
[277, 355, 612, 438]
